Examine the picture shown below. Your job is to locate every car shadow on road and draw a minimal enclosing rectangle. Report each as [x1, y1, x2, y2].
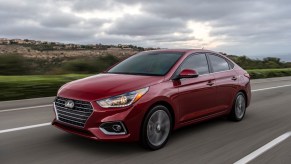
[53, 116, 239, 154]
[54, 133, 145, 154]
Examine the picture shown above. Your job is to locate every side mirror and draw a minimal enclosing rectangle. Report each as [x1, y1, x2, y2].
[176, 69, 199, 79]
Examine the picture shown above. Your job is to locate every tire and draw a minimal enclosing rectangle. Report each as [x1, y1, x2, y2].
[229, 92, 247, 121]
[141, 105, 172, 150]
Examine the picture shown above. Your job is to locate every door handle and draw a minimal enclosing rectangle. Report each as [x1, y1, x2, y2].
[231, 76, 237, 81]
[207, 81, 214, 86]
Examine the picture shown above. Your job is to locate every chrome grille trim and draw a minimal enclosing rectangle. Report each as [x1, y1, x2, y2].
[54, 97, 93, 128]
[58, 113, 87, 121]
[58, 116, 85, 124]
[57, 109, 88, 117]
[56, 105, 92, 114]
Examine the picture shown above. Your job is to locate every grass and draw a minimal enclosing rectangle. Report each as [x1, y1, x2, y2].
[247, 68, 291, 79]
[1, 68, 291, 101]
[0, 74, 91, 101]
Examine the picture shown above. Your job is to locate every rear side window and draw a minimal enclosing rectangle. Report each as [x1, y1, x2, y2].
[208, 54, 230, 72]
[179, 54, 209, 75]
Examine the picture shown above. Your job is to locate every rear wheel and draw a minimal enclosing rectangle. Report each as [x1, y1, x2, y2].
[229, 92, 246, 121]
[141, 105, 172, 150]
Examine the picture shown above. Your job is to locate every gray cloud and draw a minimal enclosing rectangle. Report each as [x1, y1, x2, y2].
[0, 0, 106, 43]
[70, 0, 112, 12]
[40, 12, 81, 28]
[0, 0, 291, 55]
[147, 35, 195, 42]
[107, 14, 190, 36]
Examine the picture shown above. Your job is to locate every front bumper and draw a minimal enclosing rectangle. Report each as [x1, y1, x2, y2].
[52, 98, 147, 142]
[52, 120, 132, 141]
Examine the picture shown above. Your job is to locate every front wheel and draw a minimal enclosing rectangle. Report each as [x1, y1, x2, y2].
[141, 105, 172, 150]
[229, 92, 246, 121]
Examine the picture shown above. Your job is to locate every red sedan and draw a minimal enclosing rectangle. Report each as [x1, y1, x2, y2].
[52, 49, 251, 150]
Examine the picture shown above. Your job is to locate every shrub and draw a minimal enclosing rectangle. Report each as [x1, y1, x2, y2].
[0, 54, 30, 75]
[62, 59, 97, 74]
[0, 53, 121, 75]
[61, 54, 120, 74]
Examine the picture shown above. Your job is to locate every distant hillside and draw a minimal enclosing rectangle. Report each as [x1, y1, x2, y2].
[223, 53, 291, 69]
[251, 55, 291, 62]
[0, 38, 158, 60]
[0, 44, 138, 60]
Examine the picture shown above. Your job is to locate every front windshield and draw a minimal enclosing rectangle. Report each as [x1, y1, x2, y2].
[107, 51, 183, 76]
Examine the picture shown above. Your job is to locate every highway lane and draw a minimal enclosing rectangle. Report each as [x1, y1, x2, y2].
[1, 77, 291, 164]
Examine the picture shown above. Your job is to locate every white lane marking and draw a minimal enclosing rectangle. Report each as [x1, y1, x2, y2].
[235, 131, 291, 164]
[251, 84, 291, 92]
[251, 78, 291, 84]
[0, 96, 55, 103]
[0, 122, 51, 134]
[0, 104, 51, 113]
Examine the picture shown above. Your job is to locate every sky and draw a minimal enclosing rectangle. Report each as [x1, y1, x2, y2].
[0, 0, 291, 56]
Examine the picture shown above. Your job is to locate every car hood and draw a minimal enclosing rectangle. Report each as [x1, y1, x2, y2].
[58, 73, 164, 101]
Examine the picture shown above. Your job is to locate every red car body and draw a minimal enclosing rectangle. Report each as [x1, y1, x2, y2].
[52, 49, 251, 143]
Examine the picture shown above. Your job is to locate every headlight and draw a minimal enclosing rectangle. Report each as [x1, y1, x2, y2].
[97, 87, 149, 108]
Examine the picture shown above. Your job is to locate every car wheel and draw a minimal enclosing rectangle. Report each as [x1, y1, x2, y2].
[229, 92, 246, 121]
[141, 105, 172, 150]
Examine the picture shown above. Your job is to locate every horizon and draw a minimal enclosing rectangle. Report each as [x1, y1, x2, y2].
[1, 37, 290, 61]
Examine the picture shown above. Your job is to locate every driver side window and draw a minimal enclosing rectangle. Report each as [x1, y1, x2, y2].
[179, 54, 210, 75]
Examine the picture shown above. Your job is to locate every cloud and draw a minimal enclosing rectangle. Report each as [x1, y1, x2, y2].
[0, 0, 291, 55]
[40, 12, 81, 28]
[106, 14, 191, 36]
[0, 0, 107, 43]
[70, 0, 112, 12]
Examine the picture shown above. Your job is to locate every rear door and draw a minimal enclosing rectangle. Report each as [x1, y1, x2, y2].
[207, 53, 239, 111]
[174, 53, 218, 123]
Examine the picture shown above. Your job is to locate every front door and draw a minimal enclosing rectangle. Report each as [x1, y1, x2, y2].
[173, 53, 219, 123]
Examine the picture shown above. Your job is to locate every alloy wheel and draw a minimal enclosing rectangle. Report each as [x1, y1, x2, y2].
[235, 94, 246, 119]
[146, 110, 171, 147]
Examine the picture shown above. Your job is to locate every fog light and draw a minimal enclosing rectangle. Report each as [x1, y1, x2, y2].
[112, 124, 122, 132]
[100, 122, 127, 135]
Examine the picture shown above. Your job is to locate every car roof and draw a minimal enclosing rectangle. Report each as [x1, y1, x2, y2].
[146, 49, 216, 54]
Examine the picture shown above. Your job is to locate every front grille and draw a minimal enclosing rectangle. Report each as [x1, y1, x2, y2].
[54, 97, 93, 127]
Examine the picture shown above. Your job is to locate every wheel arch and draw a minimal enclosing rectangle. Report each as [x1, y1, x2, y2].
[139, 100, 175, 150]
[149, 101, 176, 128]
[238, 89, 248, 107]
[140, 100, 176, 140]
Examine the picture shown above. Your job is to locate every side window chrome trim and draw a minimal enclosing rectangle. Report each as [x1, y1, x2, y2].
[170, 52, 236, 80]
[197, 68, 235, 77]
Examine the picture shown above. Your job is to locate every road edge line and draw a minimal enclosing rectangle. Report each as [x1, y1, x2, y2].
[0, 104, 52, 113]
[234, 131, 291, 164]
[251, 84, 291, 92]
[0, 123, 51, 134]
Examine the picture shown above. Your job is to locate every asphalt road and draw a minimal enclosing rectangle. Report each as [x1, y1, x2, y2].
[1, 76, 291, 164]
